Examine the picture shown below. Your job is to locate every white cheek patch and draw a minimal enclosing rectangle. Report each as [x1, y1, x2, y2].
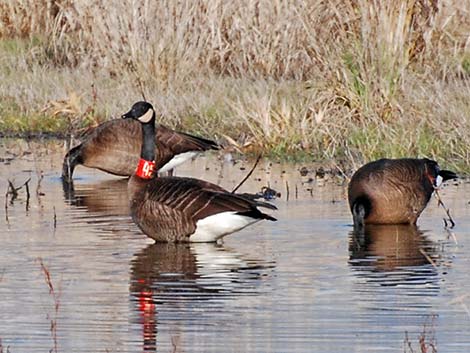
[138, 108, 154, 123]
[435, 175, 443, 188]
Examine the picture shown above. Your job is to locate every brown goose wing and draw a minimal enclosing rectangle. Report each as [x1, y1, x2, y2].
[156, 124, 220, 152]
[133, 195, 196, 242]
[154, 125, 220, 168]
[177, 178, 276, 210]
[132, 178, 224, 242]
[147, 177, 276, 218]
[135, 177, 275, 241]
[190, 191, 277, 221]
[349, 159, 426, 199]
[80, 119, 141, 176]
[357, 159, 429, 198]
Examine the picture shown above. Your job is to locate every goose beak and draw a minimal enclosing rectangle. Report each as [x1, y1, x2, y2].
[439, 170, 458, 181]
[122, 110, 132, 119]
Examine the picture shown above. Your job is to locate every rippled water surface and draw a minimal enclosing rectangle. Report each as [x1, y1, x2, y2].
[1, 139, 470, 353]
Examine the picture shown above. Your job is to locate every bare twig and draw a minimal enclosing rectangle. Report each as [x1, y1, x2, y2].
[36, 171, 44, 197]
[6, 178, 31, 211]
[231, 154, 262, 194]
[444, 228, 458, 245]
[53, 206, 57, 229]
[7, 180, 18, 202]
[171, 335, 178, 353]
[419, 248, 437, 269]
[20, 178, 31, 188]
[25, 178, 31, 211]
[434, 189, 455, 228]
[4, 184, 9, 224]
[38, 258, 61, 353]
[404, 332, 415, 353]
[39, 259, 54, 294]
[285, 180, 290, 201]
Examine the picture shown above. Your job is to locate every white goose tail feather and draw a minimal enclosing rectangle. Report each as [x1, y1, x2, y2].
[190, 212, 260, 242]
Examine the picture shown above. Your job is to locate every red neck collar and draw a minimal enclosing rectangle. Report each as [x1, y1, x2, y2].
[136, 159, 156, 179]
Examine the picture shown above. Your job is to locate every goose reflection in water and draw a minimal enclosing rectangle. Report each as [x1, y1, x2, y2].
[129, 243, 275, 352]
[62, 178, 131, 216]
[61, 178, 140, 237]
[348, 224, 444, 287]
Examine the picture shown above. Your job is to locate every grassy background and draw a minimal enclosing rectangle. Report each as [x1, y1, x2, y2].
[1, 0, 470, 171]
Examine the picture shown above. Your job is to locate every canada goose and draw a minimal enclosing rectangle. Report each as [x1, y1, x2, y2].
[348, 158, 457, 229]
[123, 101, 276, 242]
[62, 113, 220, 181]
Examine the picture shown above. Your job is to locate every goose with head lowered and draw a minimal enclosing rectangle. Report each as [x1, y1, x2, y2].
[123, 101, 277, 243]
[348, 158, 457, 230]
[62, 106, 220, 182]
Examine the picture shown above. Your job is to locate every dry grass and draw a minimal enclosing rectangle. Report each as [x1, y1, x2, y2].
[1, 0, 470, 171]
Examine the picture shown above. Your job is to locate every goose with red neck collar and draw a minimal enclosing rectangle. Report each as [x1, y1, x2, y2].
[122, 101, 277, 243]
[62, 103, 220, 182]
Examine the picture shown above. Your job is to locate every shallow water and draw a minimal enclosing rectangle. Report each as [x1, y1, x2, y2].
[1, 139, 469, 353]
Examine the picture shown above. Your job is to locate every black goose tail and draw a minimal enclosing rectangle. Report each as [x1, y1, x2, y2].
[250, 199, 277, 211]
[180, 131, 222, 151]
[239, 193, 277, 211]
[239, 209, 277, 222]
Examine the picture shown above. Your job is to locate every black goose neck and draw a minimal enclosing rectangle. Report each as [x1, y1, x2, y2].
[140, 118, 155, 161]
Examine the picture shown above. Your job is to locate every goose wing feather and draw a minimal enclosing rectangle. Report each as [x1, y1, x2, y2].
[157, 124, 220, 152]
[133, 194, 196, 242]
[138, 176, 275, 226]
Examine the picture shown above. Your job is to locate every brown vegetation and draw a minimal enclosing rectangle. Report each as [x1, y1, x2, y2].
[1, 0, 470, 170]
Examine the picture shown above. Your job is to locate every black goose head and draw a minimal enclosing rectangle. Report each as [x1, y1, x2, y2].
[122, 101, 155, 124]
[423, 158, 457, 187]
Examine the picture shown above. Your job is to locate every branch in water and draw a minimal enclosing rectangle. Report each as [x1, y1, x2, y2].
[231, 154, 262, 194]
[434, 189, 455, 229]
